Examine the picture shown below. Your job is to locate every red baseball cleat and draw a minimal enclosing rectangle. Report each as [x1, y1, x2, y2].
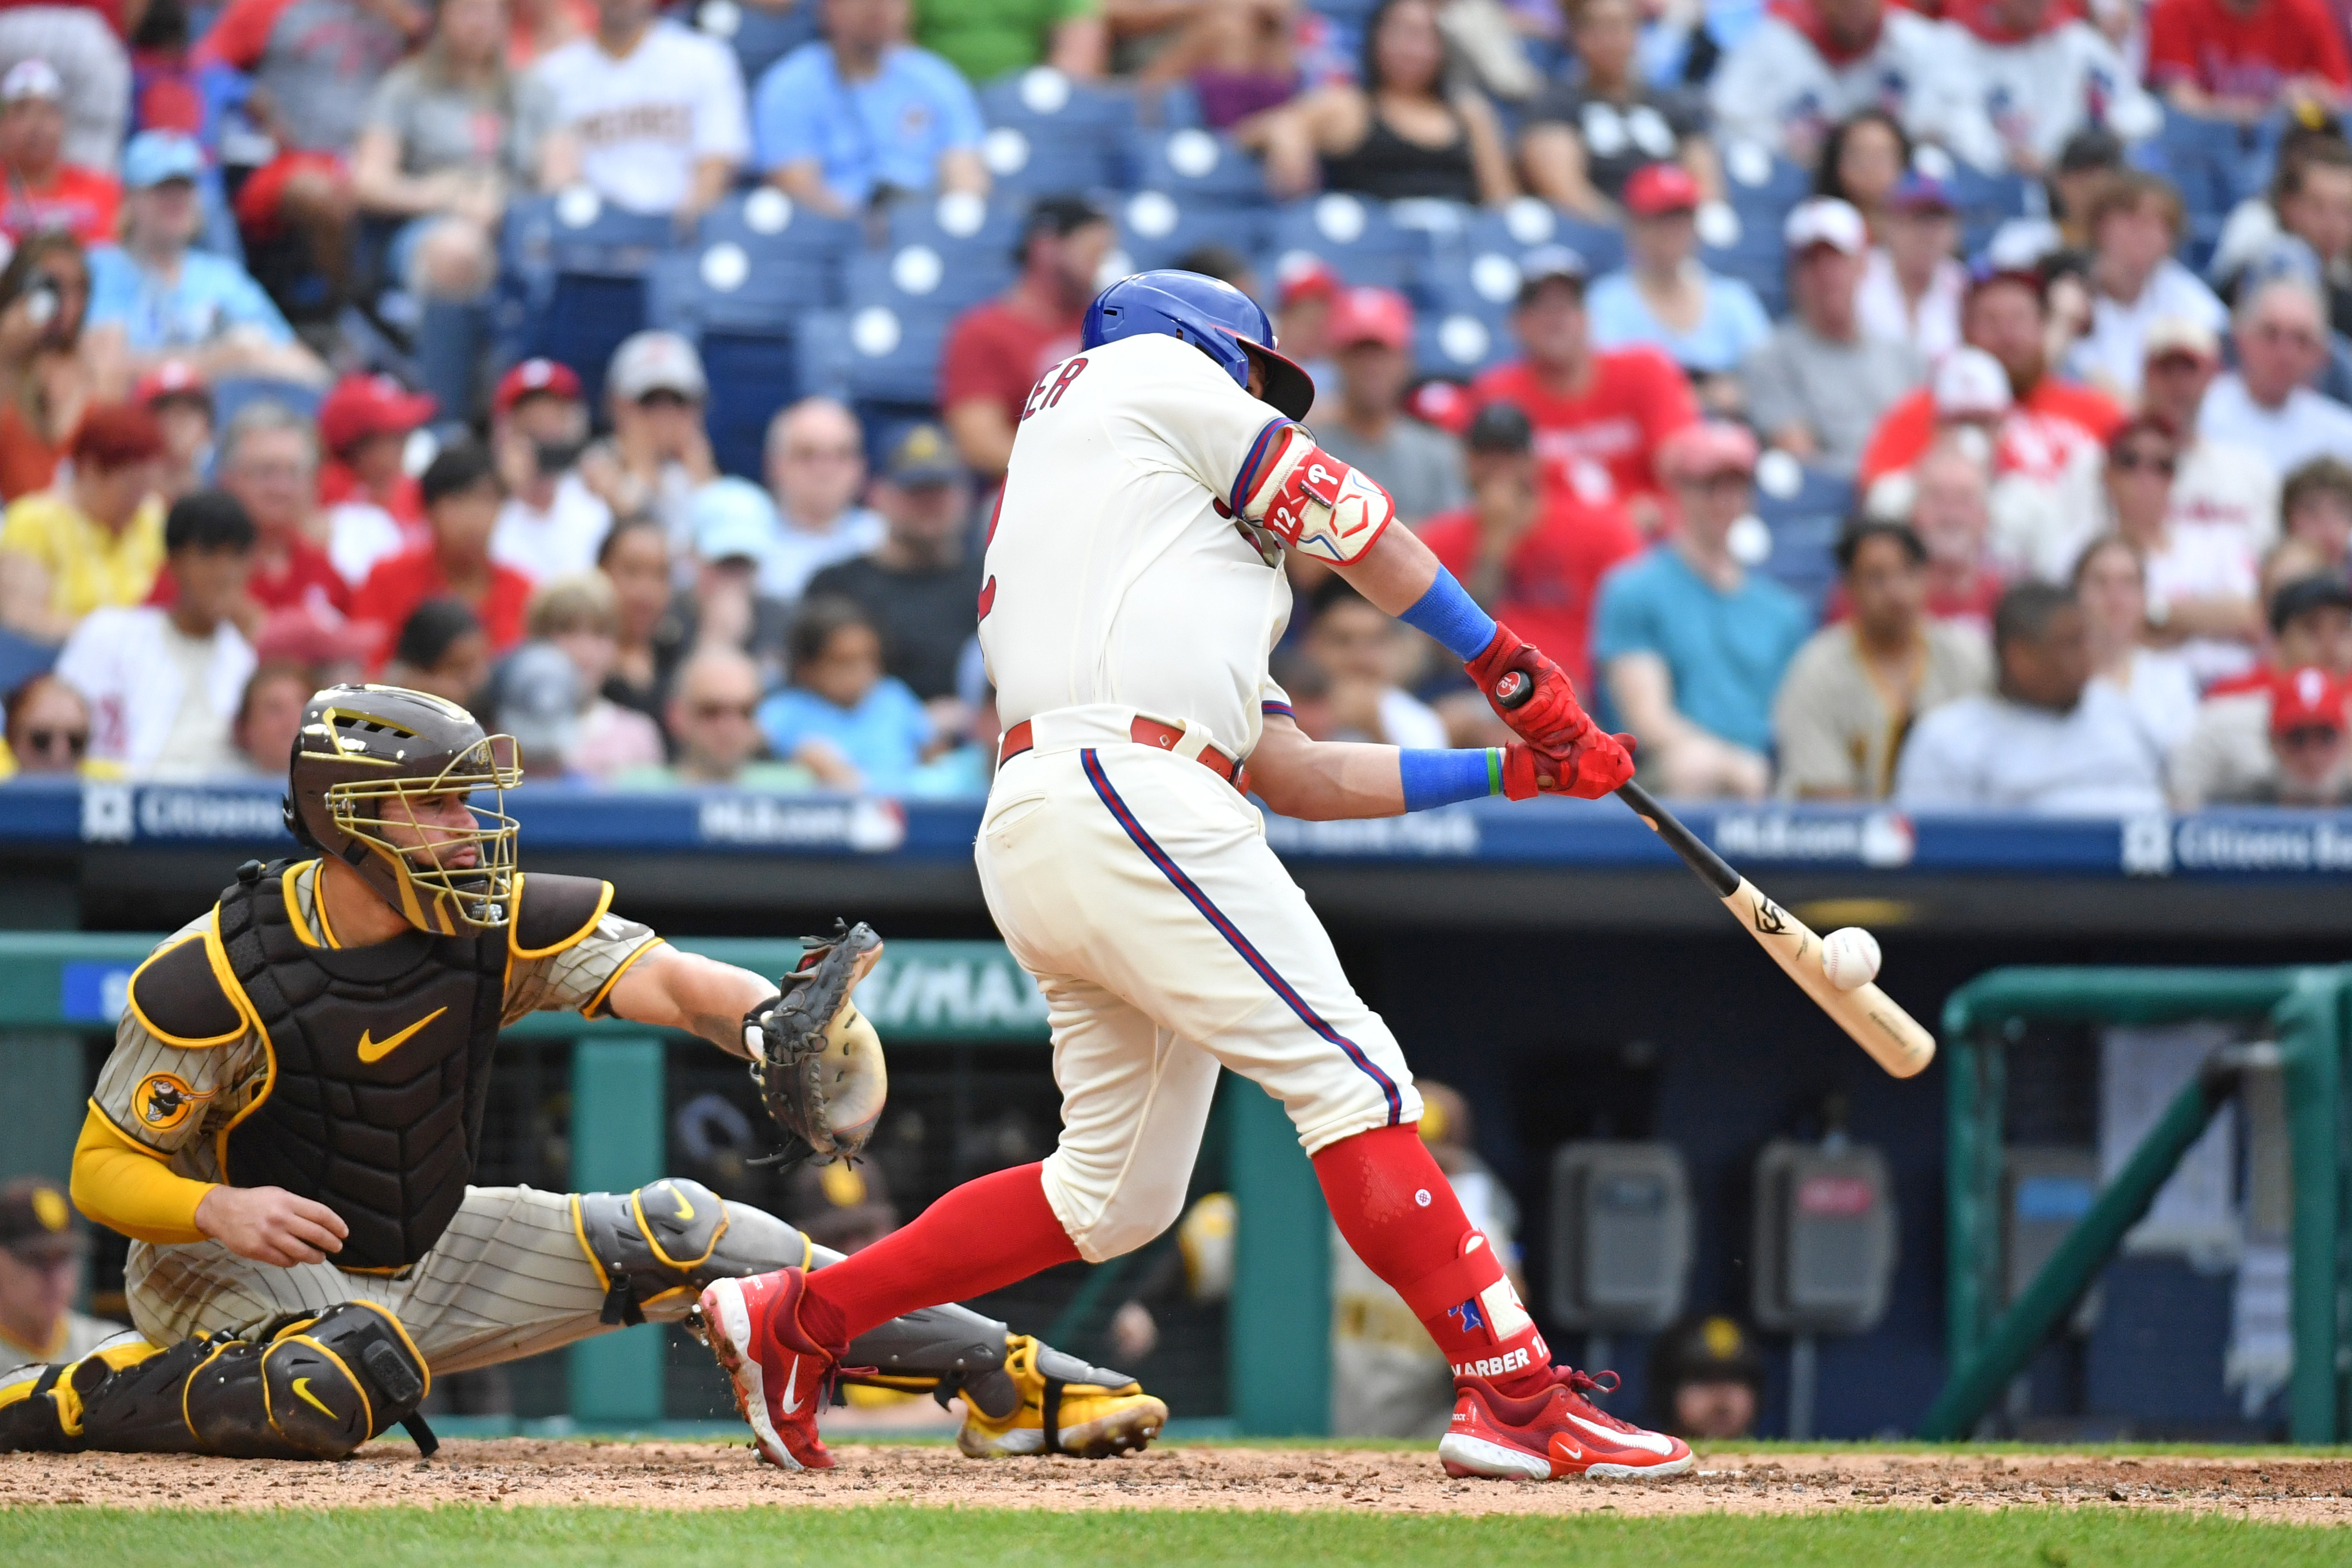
[1439, 1366, 1695, 1480]
[699, 1270, 841, 1471]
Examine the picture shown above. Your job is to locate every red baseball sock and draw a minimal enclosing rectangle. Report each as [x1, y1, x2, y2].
[1312, 1125, 1551, 1398]
[798, 1161, 1081, 1343]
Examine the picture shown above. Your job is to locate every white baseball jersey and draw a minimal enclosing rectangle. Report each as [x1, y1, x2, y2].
[979, 333, 1298, 761]
[532, 22, 751, 215]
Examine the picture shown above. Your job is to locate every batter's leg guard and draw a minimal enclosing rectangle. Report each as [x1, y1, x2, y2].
[0, 1303, 428, 1459]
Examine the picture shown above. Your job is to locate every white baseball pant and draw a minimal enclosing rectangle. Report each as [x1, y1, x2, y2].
[976, 707, 1422, 1263]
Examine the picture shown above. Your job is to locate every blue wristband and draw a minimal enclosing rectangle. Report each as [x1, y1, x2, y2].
[1397, 567, 1498, 663]
[1399, 748, 1503, 812]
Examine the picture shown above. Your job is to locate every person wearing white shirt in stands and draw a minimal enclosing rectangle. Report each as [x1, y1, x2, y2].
[1858, 173, 1968, 367]
[55, 491, 257, 777]
[1707, 0, 1983, 170]
[2199, 274, 2352, 474]
[490, 357, 613, 583]
[1939, 0, 2160, 174]
[532, 0, 749, 221]
[1894, 580, 2167, 812]
[2074, 534, 2200, 768]
[2138, 316, 2279, 559]
[2063, 171, 2228, 402]
[762, 397, 886, 602]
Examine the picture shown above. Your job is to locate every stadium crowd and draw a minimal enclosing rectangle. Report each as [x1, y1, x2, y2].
[0, 0, 2350, 809]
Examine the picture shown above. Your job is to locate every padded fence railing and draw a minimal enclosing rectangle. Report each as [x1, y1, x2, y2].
[0, 932, 1333, 1435]
[1927, 966, 2351, 1442]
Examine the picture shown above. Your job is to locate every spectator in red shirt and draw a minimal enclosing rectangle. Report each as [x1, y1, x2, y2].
[318, 371, 433, 521]
[353, 437, 532, 657]
[1858, 264, 2124, 487]
[2146, 0, 2351, 122]
[135, 357, 213, 503]
[1417, 400, 1644, 699]
[196, 399, 351, 623]
[0, 0, 130, 172]
[938, 195, 1112, 482]
[1469, 245, 1698, 536]
[0, 59, 117, 245]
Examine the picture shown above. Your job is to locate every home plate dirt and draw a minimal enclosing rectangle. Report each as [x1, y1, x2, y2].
[6, 1442, 2351, 1520]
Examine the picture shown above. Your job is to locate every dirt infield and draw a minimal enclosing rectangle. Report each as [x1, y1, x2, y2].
[6, 1441, 2350, 1521]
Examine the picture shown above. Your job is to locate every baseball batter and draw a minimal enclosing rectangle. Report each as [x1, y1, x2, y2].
[699, 271, 1697, 1481]
[0, 685, 1165, 1463]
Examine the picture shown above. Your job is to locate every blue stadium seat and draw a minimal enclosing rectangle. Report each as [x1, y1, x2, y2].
[1751, 453, 1855, 612]
[1939, 165, 2038, 258]
[1461, 201, 1627, 280]
[1266, 194, 1433, 289]
[685, 188, 860, 325]
[801, 301, 949, 407]
[848, 241, 1015, 319]
[700, 329, 802, 480]
[1412, 307, 1513, 378]
[1130, 127, 1271, 207]
[693, 0, 819, 91]
[1719, 138, 1813, 214]
[1115, 190, 1271, 273]
[887, 192, 1030, 262]
[978, 67, 1136, 194]
[499, 191, 680, 406]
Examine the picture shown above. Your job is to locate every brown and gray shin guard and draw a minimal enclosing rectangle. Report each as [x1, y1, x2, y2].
[0, 1301, 428, 1459]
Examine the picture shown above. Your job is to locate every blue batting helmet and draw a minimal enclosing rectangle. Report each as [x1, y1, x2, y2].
[1081, 270, 1316, 420]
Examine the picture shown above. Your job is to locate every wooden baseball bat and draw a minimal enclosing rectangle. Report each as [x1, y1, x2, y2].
[1494, 673, 1936, 1079]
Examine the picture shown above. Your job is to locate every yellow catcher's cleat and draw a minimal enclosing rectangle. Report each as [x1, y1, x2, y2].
[955, 1334, 1168, 1458]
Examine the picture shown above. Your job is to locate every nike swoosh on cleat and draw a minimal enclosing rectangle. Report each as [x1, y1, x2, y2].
[781, 1356, 803, 1415]
[1565, 1411, 1673, 1455]
[1549, 1434, 1584, 1463]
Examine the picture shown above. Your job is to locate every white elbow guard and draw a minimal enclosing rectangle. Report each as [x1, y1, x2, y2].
[1240, 426, 1396, 565]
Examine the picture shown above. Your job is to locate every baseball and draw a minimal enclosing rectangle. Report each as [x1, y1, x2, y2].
[1821, 926, 1882, 991]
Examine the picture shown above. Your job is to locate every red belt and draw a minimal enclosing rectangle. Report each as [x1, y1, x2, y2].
[999, 716, 1252, 795]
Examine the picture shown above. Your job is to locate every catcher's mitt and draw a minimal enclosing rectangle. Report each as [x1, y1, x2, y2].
[744, 920, 888, 1166]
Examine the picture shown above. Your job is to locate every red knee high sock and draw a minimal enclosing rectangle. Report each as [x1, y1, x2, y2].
[1312, 1124, 1551, 1397]
[797, 1162, 1081, 1344]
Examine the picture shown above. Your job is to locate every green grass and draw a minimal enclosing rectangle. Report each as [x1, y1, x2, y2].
[0, 1504, 2342, 1568]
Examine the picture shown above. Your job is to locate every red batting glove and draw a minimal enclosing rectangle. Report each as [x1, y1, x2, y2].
[1466, 623, 1596, 751]
[1501, 735, 1637, 801]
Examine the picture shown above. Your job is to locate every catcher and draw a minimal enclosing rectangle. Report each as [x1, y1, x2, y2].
[0, 684, 1164, 1468]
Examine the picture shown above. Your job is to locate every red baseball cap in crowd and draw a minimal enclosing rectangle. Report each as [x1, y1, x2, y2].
[318, 372, 438, 454]
[1408, 378, 1474, 434]
[1656, 420, 1759, 483]
[2272, 665, 2348, 737]
[1624, 163, 1702, 218]
[133, 358, 208, 408]
[1277, 256, 1340, 308]
[1327, 285, 1414, 351]
[493, 357, 583, 418]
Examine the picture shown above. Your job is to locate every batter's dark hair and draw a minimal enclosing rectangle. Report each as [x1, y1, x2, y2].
[1993, 581, 2077, 653]
[163, 489, 256, 553]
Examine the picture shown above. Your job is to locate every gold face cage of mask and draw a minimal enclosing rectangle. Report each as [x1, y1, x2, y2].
[322, 733, 525, 932]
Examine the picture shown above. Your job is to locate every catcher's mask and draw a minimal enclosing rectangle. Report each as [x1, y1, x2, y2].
[283, 684, 523, 935]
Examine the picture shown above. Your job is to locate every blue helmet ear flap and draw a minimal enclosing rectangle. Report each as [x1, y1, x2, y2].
[1081, 269, 1318, 420]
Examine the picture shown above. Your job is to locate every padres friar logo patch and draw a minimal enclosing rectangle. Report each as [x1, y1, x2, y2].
[134, 1071, 213, 1132]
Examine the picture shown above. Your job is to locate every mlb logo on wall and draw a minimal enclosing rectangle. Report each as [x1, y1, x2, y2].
[81, 783, 133, 843]
[2121, 815, 2174, 876]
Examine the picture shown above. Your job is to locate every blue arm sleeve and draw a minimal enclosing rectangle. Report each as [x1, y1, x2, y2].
[1396, 567, 1498, 663]
[1398, 748, 1503, 812]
